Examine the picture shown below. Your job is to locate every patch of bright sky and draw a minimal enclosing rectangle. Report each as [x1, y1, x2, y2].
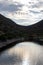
[0, 0, 43, 26]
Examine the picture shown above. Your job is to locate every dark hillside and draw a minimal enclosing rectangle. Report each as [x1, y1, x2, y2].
[0, 14, 43, 45]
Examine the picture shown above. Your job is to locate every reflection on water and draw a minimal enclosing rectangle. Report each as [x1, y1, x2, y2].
[0, 42, 43, 65]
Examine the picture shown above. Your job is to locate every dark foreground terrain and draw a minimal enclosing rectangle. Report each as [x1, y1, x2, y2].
[0, 14, 43, 51]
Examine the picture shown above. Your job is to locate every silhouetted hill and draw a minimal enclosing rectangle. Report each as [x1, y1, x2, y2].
[0, 14, 31, 39]
[31, 20, 43, 33]
[0, 14, 43, 41]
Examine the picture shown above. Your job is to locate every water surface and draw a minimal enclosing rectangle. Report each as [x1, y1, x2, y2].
[0, 42, 43, 65]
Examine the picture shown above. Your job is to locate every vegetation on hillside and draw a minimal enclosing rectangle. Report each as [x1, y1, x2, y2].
[0, 14, 43, 42]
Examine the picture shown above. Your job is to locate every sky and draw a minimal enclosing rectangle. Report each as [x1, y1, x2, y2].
[0, 0, 43, 26]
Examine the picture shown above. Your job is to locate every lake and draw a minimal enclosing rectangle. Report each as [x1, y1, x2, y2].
[0, 42, 43, 65]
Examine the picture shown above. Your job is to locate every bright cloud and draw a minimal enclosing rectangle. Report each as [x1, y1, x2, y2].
[0, 0, 43, 26]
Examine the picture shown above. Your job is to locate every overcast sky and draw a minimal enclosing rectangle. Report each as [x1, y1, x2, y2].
[0, 0, 43, 26]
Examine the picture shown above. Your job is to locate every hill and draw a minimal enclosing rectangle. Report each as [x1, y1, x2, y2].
[0, 14, 43, 42]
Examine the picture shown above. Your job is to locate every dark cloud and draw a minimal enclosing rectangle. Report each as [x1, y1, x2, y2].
[29, 10, 40, 14]
[31, 1, 43, 8]
[41, 10, 43, 12]
[39, 1, 43, 5]
[0, 2, 24, 12]
[31, 4, 39, 8]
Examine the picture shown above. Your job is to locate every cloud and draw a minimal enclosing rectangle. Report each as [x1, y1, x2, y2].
[31, 2, 43, 9]
[0, 0, 43, 26]
[28, 1, 43, 14]
[29, 10, 40, 14]
[0, 2, 23, 12]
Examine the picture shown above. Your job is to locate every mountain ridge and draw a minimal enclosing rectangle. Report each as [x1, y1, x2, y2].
[0, 14, 43, 41]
